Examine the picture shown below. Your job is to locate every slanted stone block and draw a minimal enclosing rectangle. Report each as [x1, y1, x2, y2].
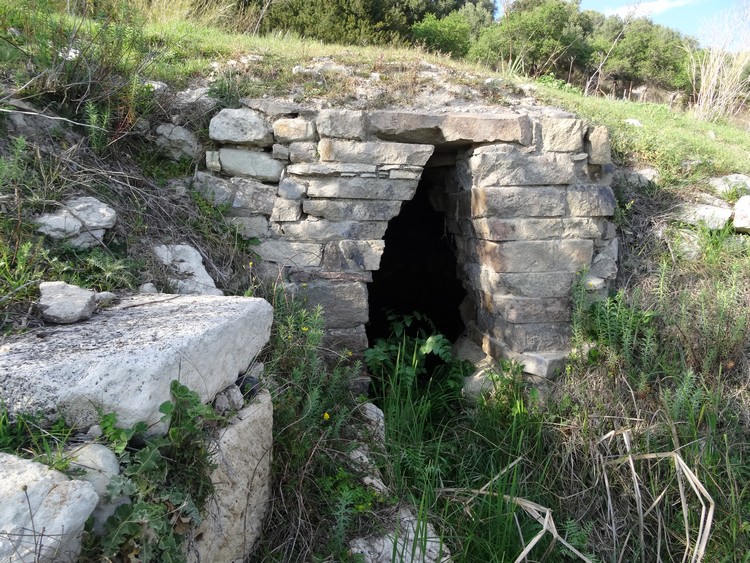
[734, 195, 750, 232]
[303, 199, 403, 221]
[465, 187, 568, 219]
[279, 220, 388, 241]
[318, 139, 434, 166]
[586, 125, 611, 164]
[231, 177, 277, 215]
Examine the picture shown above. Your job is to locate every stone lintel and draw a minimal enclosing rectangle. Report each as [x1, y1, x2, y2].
[303, 199, 403, 221]
[307, 177, 418, 200]
[318, 139, 434, 166]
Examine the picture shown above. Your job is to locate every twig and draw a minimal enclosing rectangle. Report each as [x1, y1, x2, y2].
[0, 280, 40, 306]
[0, 107, 107, 131]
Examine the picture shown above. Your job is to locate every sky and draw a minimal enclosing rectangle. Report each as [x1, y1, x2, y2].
[577, 0, 737, 42]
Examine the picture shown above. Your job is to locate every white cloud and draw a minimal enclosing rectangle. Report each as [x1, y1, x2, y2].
[605, 0, 696, 19]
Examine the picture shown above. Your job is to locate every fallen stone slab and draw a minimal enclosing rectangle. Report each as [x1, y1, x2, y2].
[734, 195, 750, 233]
[675, 203, 733, 230]
[0, 295, 273, 433]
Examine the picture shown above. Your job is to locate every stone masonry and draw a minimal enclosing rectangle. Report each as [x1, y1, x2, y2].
[200, 100, 616, 377]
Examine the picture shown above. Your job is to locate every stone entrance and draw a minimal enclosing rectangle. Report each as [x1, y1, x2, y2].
[200, 101, 617, 377]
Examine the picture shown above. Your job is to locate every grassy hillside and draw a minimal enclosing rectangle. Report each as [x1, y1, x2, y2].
[1, 2, 750, 561]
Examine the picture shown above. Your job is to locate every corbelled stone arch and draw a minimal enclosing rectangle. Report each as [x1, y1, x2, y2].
[203, 102, 617, 377]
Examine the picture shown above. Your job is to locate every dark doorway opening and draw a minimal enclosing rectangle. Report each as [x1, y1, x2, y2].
[366, 162, 467, 344]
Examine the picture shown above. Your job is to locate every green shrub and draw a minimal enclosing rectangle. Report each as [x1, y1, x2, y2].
[411, 12, 472, 58]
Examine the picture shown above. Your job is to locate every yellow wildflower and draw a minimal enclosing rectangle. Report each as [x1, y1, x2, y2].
[323, 412, 330, 421]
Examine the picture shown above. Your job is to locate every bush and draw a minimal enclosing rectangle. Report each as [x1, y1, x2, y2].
[411, 11, 472, 58]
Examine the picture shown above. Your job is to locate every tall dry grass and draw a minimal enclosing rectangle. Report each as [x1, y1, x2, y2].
[690, 2, 750, 122]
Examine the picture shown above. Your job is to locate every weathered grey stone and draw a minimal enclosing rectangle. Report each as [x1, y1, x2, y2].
[596, 237, 619, 260]
[212, 384, 244, 416]
[294, 280, 368, 328]
[322, 325, 369, 354]
[323, 240, 385, 271]
[463, 187, 567, 219]
[287, 162, 378, 176]
[318, 139, 434, 166]
[192, 171, 236, 205]
[209, 108, 273, 146]
[270, 198, 302, 222]
[35, 197, 116, 244]
[228, 216, 269, 239]
[155, 123, 200, 160]
[584, 274, 606, 291]
[541, 118, 585, 152]
[590, 254, 618, 279]
[231, 177, 277, 214]
[188, 391, 272, 563]
[303, 199, 403, 221]
[349, 507, 450, 563]
[273, 118, 316, 142]
[586, 125, 611, 164]
[491, 296, 570, 323]
[709, 174, 750, 197]
[288, 141, 318, 163]
[206, 150, 221, 172]
[675, 203, 733, 230]
[278, 177, 307, 199]
[255, 241, 323, 268]
[307, 177, 418, 200]
[139, 282, 158, 294]
[39, 281, 96, 324]
[316, 109, 366, 140]
[0, 295, 273, 432]
[272, 143, 290, 161]
[67, 443, 128, 536]
[470, 217, 606, 241]
[567, 185, 616, 217]
[240, 98, 303, 117]
[0, 453, 99, 562]
[734, 195, 750, 232]
[388, 168, 423, 180]
[490, 318, 572, 353]
[153, 244, 223, 296]
[464, 265, 577, 299]
[477, 240, 593, 273]
[67, 229, 106, 249]
[279, 220, 388, 241]
[219, 148, 284, 181]
[513, 351, 568, 378]
[95, 291, 116, 306]
[458, 145, 576, 187]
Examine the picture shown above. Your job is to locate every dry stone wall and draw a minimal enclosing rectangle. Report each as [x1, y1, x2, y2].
[202, 100, 616, 377]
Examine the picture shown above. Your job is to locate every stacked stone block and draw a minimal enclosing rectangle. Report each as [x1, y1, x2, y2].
[201, 100, 616, 377]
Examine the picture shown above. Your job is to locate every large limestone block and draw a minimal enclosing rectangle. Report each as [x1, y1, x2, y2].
[153, 244, 223, 296]
[38, 281, 96, 324]
[316, 109, 366, 140]
[273, 118, 316, 142]
[464, 264, 577, 298]
[477, 239, 593, 273]
[540, 118, 585, 152]
[35, 196, 116, 248]
[287, 162, 377, 176]
[0, 295, 273, 432]
[209, 108, 273, 146]
[586, 125, 611, 164]
[254, 240, 323, 268]
[457, 145, 576, 187]
[734, 195, 750, 232]
[367, 111, 532, 145]
[294, 280, 368, 328]
[709, 173, 750, 197]
[228, 216, 270, 239]
[465, 187, 567, 219]
[0, 453, 99, 562]
[322, 325, 368, 354]
[499, 321, 572, 353]
[323, 240, 385, 271]
[307, 177, 418, 200]
[270, 198, 302, 222]
[566, 185, 616, 217]
[303, 199, 403, 221]
[155, 123, 200, 160]
[318, 139, 434, 166]
[490, 296, 571, 323]
[192, 171, 236, 205]
[288, 141, 319, 163]
[675, 203, 733, 230]
[470, 217, 607, 241]
[219, 148, 284, 181]
[188, 391, 273, 563]
[279, 220, 388, 242]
